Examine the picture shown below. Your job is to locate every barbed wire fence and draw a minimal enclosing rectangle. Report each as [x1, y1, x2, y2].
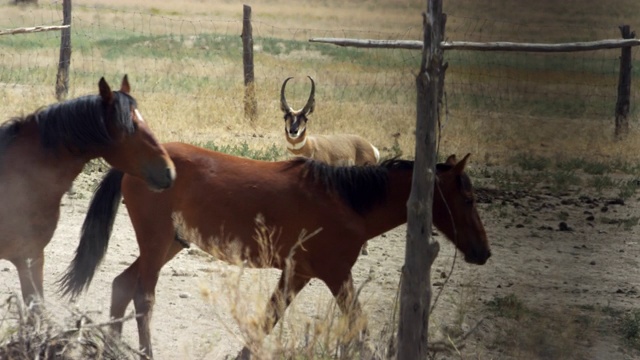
[0, 3, 638, 148]
[0, 3, 420, 99]
[444, 16, 639, 124]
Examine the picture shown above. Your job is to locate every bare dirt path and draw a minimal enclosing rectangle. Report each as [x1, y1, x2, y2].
[1, 171, 639, 359]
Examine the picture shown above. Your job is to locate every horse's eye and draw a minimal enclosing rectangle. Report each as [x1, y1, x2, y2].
[464, 197, 474, 205]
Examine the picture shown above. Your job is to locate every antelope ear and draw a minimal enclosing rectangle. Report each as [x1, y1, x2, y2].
[120, 74, 131, 94]
[453, 153, 471, 174]
[445, 154, 457, 166]
[98, 77, 113, 104]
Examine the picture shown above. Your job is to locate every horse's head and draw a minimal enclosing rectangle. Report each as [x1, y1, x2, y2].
[97, 75, 175, 191]
[433, 154, 490, 265]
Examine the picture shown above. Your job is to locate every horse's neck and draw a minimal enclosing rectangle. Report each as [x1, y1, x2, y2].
[363, 169, 412, 238]
[4, 120, 87, 192]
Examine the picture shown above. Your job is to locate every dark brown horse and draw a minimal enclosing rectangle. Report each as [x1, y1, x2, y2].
[60, 142, 490, 358]
[0, 76, 175, 305]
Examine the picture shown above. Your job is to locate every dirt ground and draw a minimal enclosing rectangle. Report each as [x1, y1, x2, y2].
[1, 165, 640, 360]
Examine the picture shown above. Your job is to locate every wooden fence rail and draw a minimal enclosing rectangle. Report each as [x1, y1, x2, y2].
[311, 30, 638, 138]
[309, 37, 640, 52]
[0, 25, 69, 36]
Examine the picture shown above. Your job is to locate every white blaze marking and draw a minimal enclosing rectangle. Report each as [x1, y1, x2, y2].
[134, 109, 145, 122]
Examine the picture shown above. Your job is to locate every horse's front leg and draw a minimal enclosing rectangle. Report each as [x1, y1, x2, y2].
[235, 268, 311, 360]
[133, 270, 159, 359]
[110, 258, 140, 336]
[326, 271, 369, 351]
[131, 239, 183, 359]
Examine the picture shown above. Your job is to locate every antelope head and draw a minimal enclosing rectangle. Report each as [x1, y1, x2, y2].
[280, 76, 315, 140]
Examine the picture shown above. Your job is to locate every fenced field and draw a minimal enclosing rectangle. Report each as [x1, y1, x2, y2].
[2, 0, 639, 163]
[2, 1, 640, 359]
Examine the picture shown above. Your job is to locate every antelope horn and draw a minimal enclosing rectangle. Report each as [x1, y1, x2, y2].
[280, 77, 294, 113]
[301, 76, 316, 115]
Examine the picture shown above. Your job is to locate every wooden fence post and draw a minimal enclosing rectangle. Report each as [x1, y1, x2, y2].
[242, 4, 258, 124]
[397, 0, 446, 358]
[55, 0, 71, 101]
[615, 25, 634, 140]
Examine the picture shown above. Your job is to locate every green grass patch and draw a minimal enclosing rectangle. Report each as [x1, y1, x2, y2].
[618, 179, 640, 200]
[621, 309, 640, 348]
[582, 160, 611, 175]
[588, 175, 617, 193]
[514, 153, 551, 171]
[487, 294, 530, 320]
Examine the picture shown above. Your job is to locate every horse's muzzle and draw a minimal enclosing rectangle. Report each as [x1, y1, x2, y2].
[465, 247, 491, 265]
[146, 166, 176, 191]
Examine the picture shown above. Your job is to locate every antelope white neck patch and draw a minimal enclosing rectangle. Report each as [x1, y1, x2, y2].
[286, 136, 307, 150]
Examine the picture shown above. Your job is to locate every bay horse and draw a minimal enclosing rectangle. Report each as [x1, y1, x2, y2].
[59, 142, 490, 358]
[0, 76, 175, 306]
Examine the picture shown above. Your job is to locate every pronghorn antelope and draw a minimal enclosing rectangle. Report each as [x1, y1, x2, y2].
[280, 76, 381, 167]
[281, 76, 380, 255]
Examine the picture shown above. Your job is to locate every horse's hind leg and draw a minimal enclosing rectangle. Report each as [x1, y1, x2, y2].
[12, 252, 44, 307]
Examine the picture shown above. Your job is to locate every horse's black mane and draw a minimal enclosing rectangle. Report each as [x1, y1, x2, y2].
[295, 157, 414, 215]
[0, 91, 136, 156]
[0, 118, 22, 155]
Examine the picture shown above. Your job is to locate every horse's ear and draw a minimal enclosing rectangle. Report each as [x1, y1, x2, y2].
[120, 74, 131, 94]
[98, 77, 113, 104]
[445, 154, 457, 166]
[453, 153, 471, 174]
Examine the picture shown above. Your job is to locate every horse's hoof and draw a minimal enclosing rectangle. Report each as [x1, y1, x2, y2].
[235, 347, 252, 360]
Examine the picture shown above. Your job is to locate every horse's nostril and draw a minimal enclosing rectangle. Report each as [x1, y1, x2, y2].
[468, 246, 491, 265]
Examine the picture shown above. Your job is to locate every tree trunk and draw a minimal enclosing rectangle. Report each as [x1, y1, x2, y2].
[614, 25, 634, 140]
[55, 0, 72, 101]
[242, 4, 258, 124]
[397, 0, 446, 358]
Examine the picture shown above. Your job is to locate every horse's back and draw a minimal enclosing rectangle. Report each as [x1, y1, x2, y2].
[122, 142, 367, 269]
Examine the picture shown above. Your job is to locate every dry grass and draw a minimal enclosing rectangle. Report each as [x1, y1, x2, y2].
[3, 0, 639, 165]
[2, 0, 640, 358]
[439, 110, 640, 166]
[0, 295, 140, 360]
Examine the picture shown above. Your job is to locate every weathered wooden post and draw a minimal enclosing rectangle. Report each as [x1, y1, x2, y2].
[242, 4, 258, 124]
[55, 0, 71, 101]
[615, 25, 634, 140]
[397, 0, 446, 358]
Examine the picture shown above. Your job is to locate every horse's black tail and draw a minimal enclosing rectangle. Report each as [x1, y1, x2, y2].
[58, 169, 124, 299]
